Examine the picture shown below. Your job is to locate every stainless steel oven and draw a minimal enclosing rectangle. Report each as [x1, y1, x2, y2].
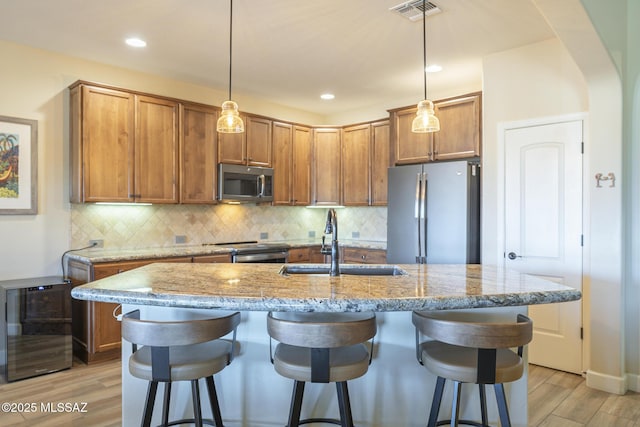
[205, 241, 289, 263]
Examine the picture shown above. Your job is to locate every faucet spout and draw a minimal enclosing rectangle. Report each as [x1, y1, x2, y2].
[320, 208, 340, 276]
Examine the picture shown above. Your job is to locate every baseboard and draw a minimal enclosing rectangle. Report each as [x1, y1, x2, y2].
[626, 372, 640, 392]
[585, 369, 627, 394]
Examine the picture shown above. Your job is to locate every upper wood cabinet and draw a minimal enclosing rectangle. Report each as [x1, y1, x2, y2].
[135, 95, 180, 203]
[391, 92, 481, 165]
[70, 84, 134, 203]
[371, 120, 390, 205]
[342, 124, 371, 206]
[312, 128, 342, 205]
[69, 82, 179, 203]
[218, 115, 272, 167]
[342, 120, 390, 206]
[272, 122, 311, 206]
[181, 103, 217, 204]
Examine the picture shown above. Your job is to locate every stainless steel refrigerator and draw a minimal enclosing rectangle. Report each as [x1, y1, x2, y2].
[386, 160, 480, 264]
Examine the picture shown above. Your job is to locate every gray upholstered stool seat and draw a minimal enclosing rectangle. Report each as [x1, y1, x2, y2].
[122, 310, 241, 427]
[267, 311, 377, 427]
[412, 311, 532, 427]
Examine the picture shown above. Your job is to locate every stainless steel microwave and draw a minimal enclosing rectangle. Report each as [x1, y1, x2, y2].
[218, 164, 274, 203]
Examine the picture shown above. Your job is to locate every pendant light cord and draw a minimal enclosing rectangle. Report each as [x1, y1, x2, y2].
[228, 0, 234, 101]
[422, 0, 427, 100]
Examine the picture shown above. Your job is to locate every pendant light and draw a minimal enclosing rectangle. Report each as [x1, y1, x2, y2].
[411, 0, 440, 133]
[217, 0, 244, 133]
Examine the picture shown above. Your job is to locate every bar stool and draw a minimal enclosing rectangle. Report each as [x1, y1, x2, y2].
[267, 311, 377, 427]
[121, 310, 241, 427]
[412, 311, 533, 427]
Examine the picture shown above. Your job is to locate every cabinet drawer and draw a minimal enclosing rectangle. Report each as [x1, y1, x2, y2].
[193, 254, 232, 263]
[93, 257, 193, 279]
[342, 248, 387, 264]
[288, 247, 311, 263]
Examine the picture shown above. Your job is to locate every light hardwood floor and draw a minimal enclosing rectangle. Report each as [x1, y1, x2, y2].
[1, 360, 639, 426]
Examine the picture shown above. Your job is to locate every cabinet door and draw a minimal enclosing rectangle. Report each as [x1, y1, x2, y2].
[181, 104, 218, 204]
[393, 108, 433, 165]
[246, 116, 272, 166]
[371, 120, 390, 205]
[79, 85, 134, 202]
[313, 128, 341, 205]
[272, 121, 293, 205]
[342, 124, 371, 206]
[218, 118, 247, 165]
[135, 95, 180, 203]
[433, 93, 481, 160]
[292, 125, 312, 205]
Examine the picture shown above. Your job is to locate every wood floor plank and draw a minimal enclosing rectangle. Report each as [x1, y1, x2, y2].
[552, 382, 609, 423]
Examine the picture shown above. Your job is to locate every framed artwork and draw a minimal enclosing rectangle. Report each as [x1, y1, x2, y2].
[0, 115, 38, 214]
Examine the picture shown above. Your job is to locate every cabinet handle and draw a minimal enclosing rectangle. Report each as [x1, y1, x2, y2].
[117, 269, 124, 274]
[361, 255, 366, 260]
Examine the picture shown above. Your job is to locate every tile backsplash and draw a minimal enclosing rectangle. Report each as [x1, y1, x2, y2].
[71, 204, 387, 249]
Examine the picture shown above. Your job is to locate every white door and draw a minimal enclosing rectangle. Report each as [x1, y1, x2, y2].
[504, 120, 583, 374]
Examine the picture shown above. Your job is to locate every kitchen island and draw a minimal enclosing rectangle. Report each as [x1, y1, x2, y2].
[71, 263, 580, 427]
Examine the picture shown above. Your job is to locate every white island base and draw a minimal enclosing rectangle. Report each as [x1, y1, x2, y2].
[121, 305, 528, 427]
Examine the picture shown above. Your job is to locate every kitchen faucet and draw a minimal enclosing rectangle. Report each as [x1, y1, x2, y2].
[321, 208, 340, 276]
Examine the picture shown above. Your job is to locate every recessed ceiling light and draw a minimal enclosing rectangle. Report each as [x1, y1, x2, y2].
[125, 38, 147, 48]
[320, 93, 335, 100]
[425, 64, 443, 73]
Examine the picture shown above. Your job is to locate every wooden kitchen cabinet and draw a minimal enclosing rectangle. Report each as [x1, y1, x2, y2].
[181, 103, 218, 204]
[390, 92, 481, 165]
[312, 128, 342, 205]
[273, 123, 312, 206]
[192, 254, 232, 263]
[69, 82, 180, 203]
[371, 120, 390, 205]
[342, 247, 387, 264]
[67, 256, 193, 364]
[342, 124, 371, 206]
[218, 115, 272, 167]
[432, 93, 481, 160]
[287, 247, 311, 263]
[342, 120, 390, 206]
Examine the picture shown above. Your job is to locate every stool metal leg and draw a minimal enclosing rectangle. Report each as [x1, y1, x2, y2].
[288, 380, 305, 427]
[494, 384, 512, 427]
[205, 376, 224, 427]
[451, 381, 462, 427]
[192, 379, 203, 427]
[428, 376, 446, 427]
[162, 382, 172, 426]
[478, 384, 487, 426]
[142, 381, 159, 427]
[336, 381, 354, 427]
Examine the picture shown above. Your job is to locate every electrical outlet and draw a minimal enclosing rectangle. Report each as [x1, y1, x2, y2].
[260, 232, 269, 240]
[308, 230, 316, 238]
[89, 239, 104, 248]
[352, 231, 360, 239]
[175, 235, 187, 244]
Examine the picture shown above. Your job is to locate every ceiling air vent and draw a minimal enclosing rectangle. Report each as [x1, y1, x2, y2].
[389, 0, 441, 21]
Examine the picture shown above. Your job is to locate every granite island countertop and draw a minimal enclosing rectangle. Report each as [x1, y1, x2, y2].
[71, 263, 581, 312]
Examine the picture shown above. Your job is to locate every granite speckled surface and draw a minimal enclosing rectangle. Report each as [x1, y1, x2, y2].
[64, 240, 386, 264]
[71, 263, 581, 312]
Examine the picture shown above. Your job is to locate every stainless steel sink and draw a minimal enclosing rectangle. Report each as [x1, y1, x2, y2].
[278, 264, 408, 276]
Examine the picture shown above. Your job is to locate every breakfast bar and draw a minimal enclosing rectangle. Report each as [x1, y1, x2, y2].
[71, 262, 581, 427]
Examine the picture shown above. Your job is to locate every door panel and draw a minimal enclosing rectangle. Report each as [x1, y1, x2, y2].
[504, 120, 583, 374]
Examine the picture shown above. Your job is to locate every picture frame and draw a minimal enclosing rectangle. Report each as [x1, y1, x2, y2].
[0, 115, 38, 215]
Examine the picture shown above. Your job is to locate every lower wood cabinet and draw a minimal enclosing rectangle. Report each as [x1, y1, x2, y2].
[288, 246, 327, 263]
[342, 247, 387, 264]
[67, 254, 229, 363]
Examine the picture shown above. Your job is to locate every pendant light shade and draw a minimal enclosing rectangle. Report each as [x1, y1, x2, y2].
[217, 0, 244, 133]
[412, 0, 439, 133]
[412, 99, 439, 133]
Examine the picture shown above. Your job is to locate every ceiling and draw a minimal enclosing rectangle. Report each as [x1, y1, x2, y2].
[0, 0, 555, 117]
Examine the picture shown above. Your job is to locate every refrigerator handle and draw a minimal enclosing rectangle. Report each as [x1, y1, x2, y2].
[415, 172, 422, 263]
[422, 174, 428, 262]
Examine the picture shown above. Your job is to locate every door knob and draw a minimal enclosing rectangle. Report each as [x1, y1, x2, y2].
[507, 252, 522, 260]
